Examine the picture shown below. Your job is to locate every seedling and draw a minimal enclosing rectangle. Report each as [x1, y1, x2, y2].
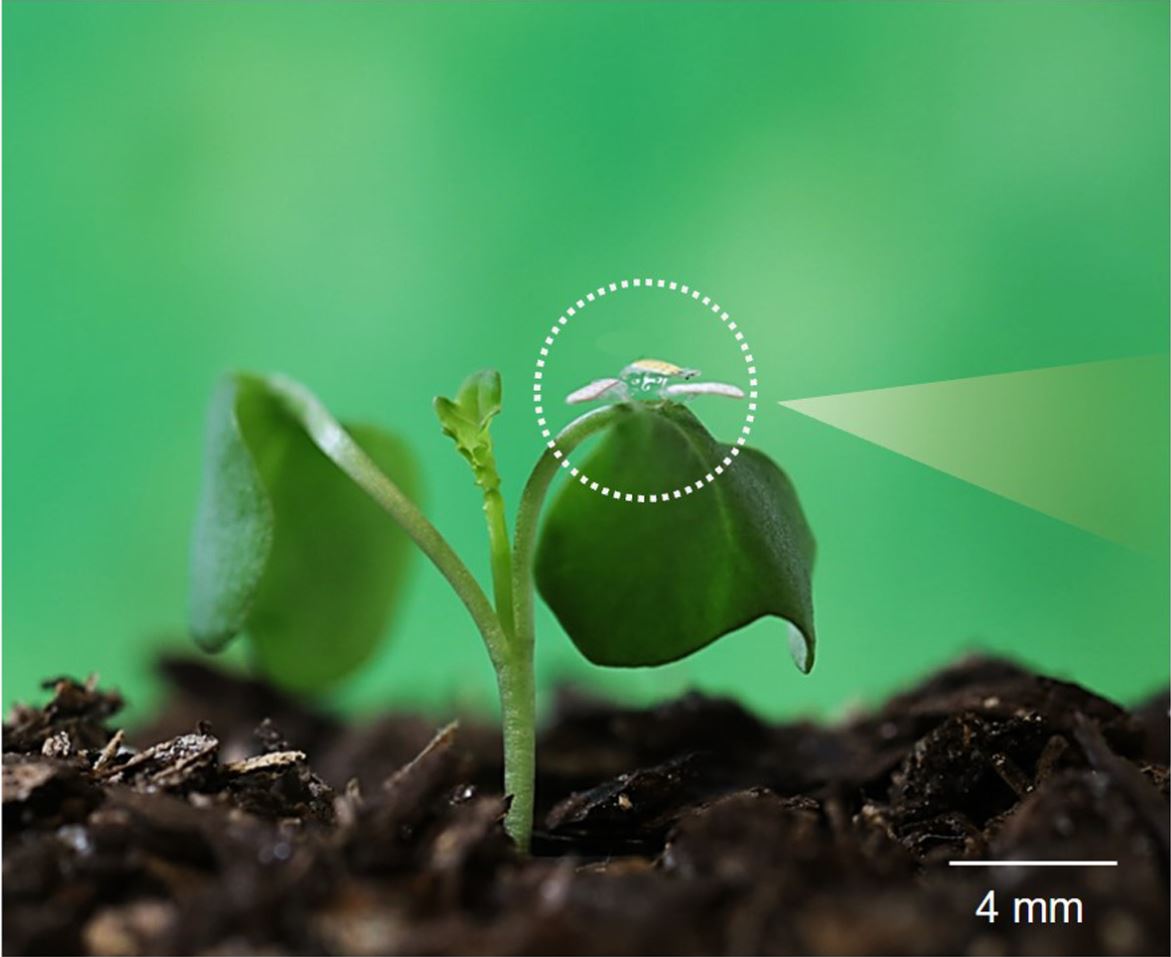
[567, 357, 746, 404]
[189, 368, 815, 852]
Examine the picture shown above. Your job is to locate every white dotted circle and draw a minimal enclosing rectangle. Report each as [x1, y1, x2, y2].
[533, 278, 760, 502]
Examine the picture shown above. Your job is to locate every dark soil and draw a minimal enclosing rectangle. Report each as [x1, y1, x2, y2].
[3, 657, 1168, 956]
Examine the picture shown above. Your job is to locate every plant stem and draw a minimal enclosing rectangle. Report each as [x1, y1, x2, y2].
[276, 376, 511, 674]
[281, 374, 626, 854]
[489, 404, 629, 851]
[483, 487, 516, 641]
[302, 388, 535, 848]
[512, 404, 630, 659]
[497, 641, 536, 849]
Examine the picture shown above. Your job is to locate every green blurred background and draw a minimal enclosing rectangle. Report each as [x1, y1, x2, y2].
[4, 1, 1168, 721]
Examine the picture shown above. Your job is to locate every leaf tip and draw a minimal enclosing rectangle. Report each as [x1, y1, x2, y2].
[190, 625, 237, 655]
[787, 622, 815, 674]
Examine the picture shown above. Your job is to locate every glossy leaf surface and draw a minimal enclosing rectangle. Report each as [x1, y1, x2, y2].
[535, 403, 816, 671]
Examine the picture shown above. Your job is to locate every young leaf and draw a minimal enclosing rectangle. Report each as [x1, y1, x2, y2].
[434, 369, 504, 493]
[189, 373, 419, 693]
[434, 368, 516, 638]
[534, 403, 816, 672]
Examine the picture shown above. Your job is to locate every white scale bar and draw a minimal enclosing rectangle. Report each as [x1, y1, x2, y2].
[948, 860, 1118, 867]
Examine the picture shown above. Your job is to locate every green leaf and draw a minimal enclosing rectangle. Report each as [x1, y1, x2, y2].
[189, 373, 420, 693]
[434, 369, 503, 492]
[534, 402, 816, 672]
